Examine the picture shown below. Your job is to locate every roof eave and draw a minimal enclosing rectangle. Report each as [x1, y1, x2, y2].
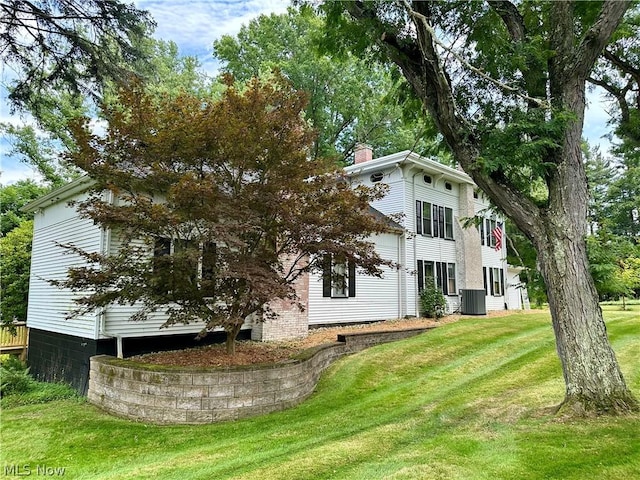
[345, 150, 475, 185]
[21, 176, 95, 212]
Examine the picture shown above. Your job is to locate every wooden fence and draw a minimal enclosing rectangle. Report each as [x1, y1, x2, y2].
[0, 321, 29, 360]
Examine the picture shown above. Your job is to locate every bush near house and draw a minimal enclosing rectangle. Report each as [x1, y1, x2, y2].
[419, 276, 447, 319]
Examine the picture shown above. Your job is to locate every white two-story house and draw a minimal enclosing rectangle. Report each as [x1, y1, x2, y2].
[305, 146, 516, 328]
[23, 147, 523, 392]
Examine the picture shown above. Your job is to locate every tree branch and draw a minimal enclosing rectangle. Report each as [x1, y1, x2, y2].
[400, 0, 549, 108]
[487, 0, 525, 42]
[587, 76, 631, 123]
[571, 0, 631, 80]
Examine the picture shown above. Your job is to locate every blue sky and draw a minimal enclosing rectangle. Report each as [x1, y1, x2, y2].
[0, 0, 289, 185]
[0, 0, 616, 185]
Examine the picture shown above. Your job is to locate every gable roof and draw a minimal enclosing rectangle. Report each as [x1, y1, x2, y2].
[21, 176, 95, 213]
[368, 206, 404, 233]
[344, 150, 475, 185]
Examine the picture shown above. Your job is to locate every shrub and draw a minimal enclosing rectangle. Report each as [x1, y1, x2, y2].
[419, 277, 447, 319]
[0, 356, 35, 396]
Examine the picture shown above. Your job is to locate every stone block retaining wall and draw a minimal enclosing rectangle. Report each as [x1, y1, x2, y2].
[88, 327, 433, 424]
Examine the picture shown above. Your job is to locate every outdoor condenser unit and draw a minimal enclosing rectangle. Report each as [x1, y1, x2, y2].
[460, 289, 487, 315]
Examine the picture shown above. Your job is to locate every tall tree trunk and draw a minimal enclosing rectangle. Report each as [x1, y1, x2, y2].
[534, 218, 638, 414]
[344, 0, 638, 414]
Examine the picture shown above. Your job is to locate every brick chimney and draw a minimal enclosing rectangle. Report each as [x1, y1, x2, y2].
[354, 143, 373, 164]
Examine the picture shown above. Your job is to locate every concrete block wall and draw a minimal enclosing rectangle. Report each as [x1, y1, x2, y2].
[88, 327, 433, 424]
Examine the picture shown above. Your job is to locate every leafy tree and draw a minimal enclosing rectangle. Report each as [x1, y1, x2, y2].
[0, 0, 154, 117]
[320, 1, 638, 414]
[606, 160, 640, 239]
[0, 180, 49, 236]
[589, 10, 640, 240]
[584, 143, 616, 235]
[0, 220, 33, 324]
[55, 75, 393, 355]
[213, 6, 442, 162]
[617, 257, 640, 308]
[1, 37, 213, 188]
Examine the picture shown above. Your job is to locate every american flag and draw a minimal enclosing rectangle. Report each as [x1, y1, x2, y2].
[492, 222, 503, 251]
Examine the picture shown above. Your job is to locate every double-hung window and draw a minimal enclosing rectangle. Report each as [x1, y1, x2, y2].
[415, 201, 453, 240]
[491, 267, 504, 296]
[322, 254, 356, 298]
[482, 219, 498, 247]
[417, 260, 456, 296]
[483, 266, 504, 296]
[152, 237, 216, 295]
[415, 200, 432, 235]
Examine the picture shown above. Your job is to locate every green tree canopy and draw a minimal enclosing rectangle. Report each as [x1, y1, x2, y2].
[0, 180, 49, 236]
[213, 6, 443, 162]
[318, 0, 638, 414]
[0, 0, 154, 117]
[0, 220, 33, 323]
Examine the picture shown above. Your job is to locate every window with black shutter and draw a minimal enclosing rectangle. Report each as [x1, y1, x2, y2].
[322, 254, 355, 298]
[483, 266, 488, 294]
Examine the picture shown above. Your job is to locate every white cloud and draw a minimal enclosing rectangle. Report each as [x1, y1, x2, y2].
[136, 0, 290, 76]
[584, 87, 617, 155]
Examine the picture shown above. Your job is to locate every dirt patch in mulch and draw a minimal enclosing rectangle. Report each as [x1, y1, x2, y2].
[131, 310, 546, 368]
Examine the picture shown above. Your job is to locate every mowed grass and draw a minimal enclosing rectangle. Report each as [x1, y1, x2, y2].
[1, 310, 638, 480]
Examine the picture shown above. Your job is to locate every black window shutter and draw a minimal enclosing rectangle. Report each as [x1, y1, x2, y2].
[440, 262, 448, 295]
[417, 260, 424, 292]
[438, 206, 445, 239]
[432, 204, 439, 237]
[322, 254, 332, 297]
[483, 267, 487, 294]
[416, 200, 422, 234]
[348, 261, 356, 297]
[489, 268, 495, 296]
[500, 269, 505, 296]
[486, 219, 491, 245]
[480, 220, 485, 245]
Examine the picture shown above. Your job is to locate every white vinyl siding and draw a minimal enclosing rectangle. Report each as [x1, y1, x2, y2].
[308, 233, 402, 325]
[103, 231, 213, 338]
[103, 305, 210, 338]
[26, 195, 102, 338]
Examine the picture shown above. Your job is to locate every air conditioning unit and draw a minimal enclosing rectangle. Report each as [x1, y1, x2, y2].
[460, 289, 487, 315]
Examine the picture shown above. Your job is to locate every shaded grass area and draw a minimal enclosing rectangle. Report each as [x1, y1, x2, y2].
[1, 311, 638, 479]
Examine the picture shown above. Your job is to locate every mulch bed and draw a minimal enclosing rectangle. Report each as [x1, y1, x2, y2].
[130, 310, 542, 368]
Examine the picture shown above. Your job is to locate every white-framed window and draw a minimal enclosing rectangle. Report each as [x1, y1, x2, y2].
[492, 267, 504, 296]
[416, 201, 453, 240]
[444, 208, 454, 239]
[484, 266, 504, 296]
[416, 200, 432, 235]
[482, 218, 498, 247]
[322, 254, 355, 298]
[152, 237, 216, 295]
[417, 260, 456, 296]
[447, 263, 457, 294]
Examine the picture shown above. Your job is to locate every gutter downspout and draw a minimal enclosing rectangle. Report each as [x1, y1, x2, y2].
[395, 162, 405, 319]
[411, 167, 424, 317]
[96, 189, 124, 359]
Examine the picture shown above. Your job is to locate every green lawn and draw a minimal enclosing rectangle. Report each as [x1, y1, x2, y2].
[1, 310, 638, 480]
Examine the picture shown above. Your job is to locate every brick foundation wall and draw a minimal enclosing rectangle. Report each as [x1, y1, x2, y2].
[251, 255, 309, 342]
[88, 327, 434, 424]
